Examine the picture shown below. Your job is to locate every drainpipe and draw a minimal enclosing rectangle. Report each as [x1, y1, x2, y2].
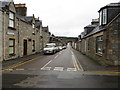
[2, 10, 5, 61]
[17, 18, 20, 58]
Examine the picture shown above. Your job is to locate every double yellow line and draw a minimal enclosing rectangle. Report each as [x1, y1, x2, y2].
[1, 56, 43, 72]
[72, 54, 80, 71]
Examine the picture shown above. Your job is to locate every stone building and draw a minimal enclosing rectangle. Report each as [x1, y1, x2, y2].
[1, 1, 19, 61]
[42, 26, 50, 47]
[0, 3, 3, 61]
[0, 1, 51, 61]
[76, 2, 120, 66]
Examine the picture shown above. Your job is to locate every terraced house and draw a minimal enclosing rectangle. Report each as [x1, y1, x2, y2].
[75, 2, 120, 66]
[0, 1, 50, 61]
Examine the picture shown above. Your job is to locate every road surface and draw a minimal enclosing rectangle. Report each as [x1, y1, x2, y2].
[2, 45, 119, 88]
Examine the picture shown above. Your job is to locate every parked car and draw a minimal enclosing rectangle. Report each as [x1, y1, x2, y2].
[62, 46, 67, 49]
[58, 46, 63, 51]
[43, 43, 57, 54]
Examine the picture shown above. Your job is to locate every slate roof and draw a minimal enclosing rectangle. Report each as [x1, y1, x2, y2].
[83, 26, 102, 38]
[42, 27, 49, 32]
[0, 1, 10, 8]
[35, 20, 42, 29]
[99, 2, 120, 12]
[16, 15, 33, 24]
[84, 24, 97, 28]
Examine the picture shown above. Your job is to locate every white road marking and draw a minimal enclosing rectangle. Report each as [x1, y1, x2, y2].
[54, 55, 58, 59]
[7, 69, 13, 71]
[67, 68, 77, 71]
[54, 67, 64, 71]
[71, 51, 74, 55]
[41, 60, 52, 70]
[41, 67, 51, 70]
[15, 69, 24, 71]
[27, 68, 36, 70]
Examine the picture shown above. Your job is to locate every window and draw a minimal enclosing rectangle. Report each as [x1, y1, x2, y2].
[32, 40, 35, 52]
[9, 39, 15, 55]
[32, 23, 35, 34]
[103, 9, 107, 24]
[96, 36, 103, 54]
[32, 24, 35, 29]
[9, 11, 15, 28]
[99, 9, 107, 25]
[99, 11, 102, 25]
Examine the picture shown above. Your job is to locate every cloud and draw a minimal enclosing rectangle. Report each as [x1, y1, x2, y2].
[14, 0, 119, 37]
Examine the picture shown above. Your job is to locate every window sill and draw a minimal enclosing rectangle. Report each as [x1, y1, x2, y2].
[8, 26, 16, 30]
[32, 33, 35, 35]
[9, 54, 16, 56]
[32, 50, 35, 52]
[96, 53, 103, 57]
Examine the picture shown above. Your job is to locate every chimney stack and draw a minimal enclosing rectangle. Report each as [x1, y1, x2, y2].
[15, 3, 27, 16]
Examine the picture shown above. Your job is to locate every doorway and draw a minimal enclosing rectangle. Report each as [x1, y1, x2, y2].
[23, 40, 27, 56]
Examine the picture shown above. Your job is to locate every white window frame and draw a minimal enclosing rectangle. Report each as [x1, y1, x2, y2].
[103, 9, 107, 24]
[96, 36, 103, 55]
[99, 11, 102, 25]
[9, 11, 15, 28]
[9, 39, 15, 55]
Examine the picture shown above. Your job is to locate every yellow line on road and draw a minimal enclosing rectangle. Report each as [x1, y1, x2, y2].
[72, 54, 80, 71]
[1, 56, 43, 72]
[81, 71, 120, 74]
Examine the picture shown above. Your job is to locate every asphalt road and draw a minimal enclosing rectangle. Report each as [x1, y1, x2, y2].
[2, 46, 120, 88]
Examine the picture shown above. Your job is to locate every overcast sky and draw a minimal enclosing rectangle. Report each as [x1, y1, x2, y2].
[12, 0, 120, 37]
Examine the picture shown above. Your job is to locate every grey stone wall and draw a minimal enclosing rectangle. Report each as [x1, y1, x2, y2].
[3, 2, 19, 61]
[77, 15, 120, 66]
[0, 10, 3, 61]
[42, 31, 50, 47]
[105, 14, 120, 65]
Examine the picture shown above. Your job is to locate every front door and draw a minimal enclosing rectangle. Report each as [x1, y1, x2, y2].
[23, 40, 27, 56]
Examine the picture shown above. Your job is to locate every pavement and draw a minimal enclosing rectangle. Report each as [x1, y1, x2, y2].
[72, 48, 120, 72]
[2, 52, 43, 69]
[1, 48, 120, 72]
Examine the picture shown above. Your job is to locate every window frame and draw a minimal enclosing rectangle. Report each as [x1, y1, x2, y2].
[9, 38, 15, 55]
[32, 40, 35, 52]
[96, 35, 103, 55]
[102, 9, 107, 25]
[9, 11, 15, 28]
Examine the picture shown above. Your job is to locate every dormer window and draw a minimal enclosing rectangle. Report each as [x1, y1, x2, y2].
[99, 9, 107, 25]
[103, 9, 107, 24]
[32, 23, 35, 34]
[32, 23, 35, 29]
[9, 11, 15, 28]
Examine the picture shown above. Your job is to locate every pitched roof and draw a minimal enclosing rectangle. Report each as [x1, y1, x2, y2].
[84, 26, 102, 38]
[35, 20, 42, 29]
[0, 1, 10, 8]
[99, 2, 120, 12]
[42, 26, 49, 32]
[84, 24, 97, 28]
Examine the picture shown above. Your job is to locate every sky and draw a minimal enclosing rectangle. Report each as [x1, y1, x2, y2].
[3, 0, 120, 37]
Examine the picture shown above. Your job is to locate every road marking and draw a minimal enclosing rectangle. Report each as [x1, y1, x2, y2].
[71, 51, 84, 71]
[15, 69, 24, 71]
[54, 55, 58, 59]
[41, 60, 52, 70]
[59, 52, 61, 55]
[54, 67, 64, 71]
[27, 68, 36, 70]
[1, 56, 43, 72]
[67, 68, 77, 71]
[72, 54, 80, 71]
[7, 69, 13, 71]
[41, 67, 51, 70]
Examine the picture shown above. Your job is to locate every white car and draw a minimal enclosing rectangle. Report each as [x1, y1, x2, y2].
[43, 43, 57, 54]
